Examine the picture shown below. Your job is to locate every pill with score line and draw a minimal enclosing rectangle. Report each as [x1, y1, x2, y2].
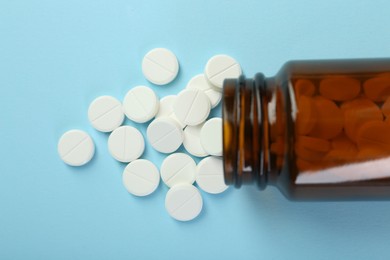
[122, 159, 160, 197]
[196, 156, 228, 194]
[204, 54, 242, 91]
[155, 95, 186, 129]
[183, 123, 208, 158]
[108, 126, 145, 163]
[58, 130, 95, 166]
[200, 117, 223, 156]
[186, 74, 222, 108]
[147, 117, 184, 153]
[88, 95, 124, 132]
[142, 48, 179, 85]
[173, 89, 211, 126]
[123, 86, 159, 123]
[165, 184, 203, 222]
[160, 153, 196, 188]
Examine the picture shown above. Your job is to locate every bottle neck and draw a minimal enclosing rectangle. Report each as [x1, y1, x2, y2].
[223, 74, 274, 189]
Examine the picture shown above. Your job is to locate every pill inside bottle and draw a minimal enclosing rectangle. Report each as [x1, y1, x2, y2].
[222, 58, 390, 200]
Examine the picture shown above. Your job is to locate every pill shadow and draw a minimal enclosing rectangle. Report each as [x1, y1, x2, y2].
[169, 187, 234, 225]
[64, 144, 100, 174]
[139, 62, 183, 91]
[169, 198, 208, 225]
[129, 179, 167, 201]
[199, 184, 234, 200]
[242, 186, 390, 235]
[167, 65, 183, 89]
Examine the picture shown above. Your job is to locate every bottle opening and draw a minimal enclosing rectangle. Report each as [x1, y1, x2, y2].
[222, 74, 268, 189]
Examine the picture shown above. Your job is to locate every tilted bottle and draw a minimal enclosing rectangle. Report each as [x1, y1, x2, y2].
[223, 58, 390, 200]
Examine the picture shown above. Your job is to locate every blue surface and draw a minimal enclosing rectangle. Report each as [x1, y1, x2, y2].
[1, 0, 390, 259]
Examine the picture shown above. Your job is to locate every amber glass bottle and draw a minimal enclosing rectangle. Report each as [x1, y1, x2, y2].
[223, 58, 390, 200]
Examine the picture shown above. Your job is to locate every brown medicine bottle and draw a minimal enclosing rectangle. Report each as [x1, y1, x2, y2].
[223, 58, 390, 200]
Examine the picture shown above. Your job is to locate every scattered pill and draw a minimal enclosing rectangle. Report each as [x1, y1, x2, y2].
[123, 86, 159, 123]
[165, 184, 203, 222]
[186, 74, 222, 108]
[173, 89, 211, 126]
[205, 55, 242, 91]
[200, 118, 223, 156]
[58, 130, 95, 166]
[363, 73, 390, 102]
[147, 117, 183, 153]
[122, 159, 160, 197]
[61, 48, 390, 212]
[160, 153, 196, 188]
[319, 76, 360, 101]
[183, 123, 208, 157]
[295, 95, 317, 135]
[155, 95, 186, 129]
[155, 95, 175, 118]
[294, 79, 315, 97]
[88, 96, 124, 132]
[196, 156, 228, 194]
[108, 126, 145, 163]
[142, 48, 179, 85]
[308, 97, 343, 139]
[60, 50, 248, 222]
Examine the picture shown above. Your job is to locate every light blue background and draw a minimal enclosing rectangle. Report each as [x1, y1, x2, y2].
[1, 0, 390, 259]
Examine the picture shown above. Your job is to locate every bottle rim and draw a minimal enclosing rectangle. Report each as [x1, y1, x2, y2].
[222, 74, 268, 189]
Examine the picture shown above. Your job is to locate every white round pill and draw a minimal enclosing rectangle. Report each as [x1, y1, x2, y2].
[142, 48, 179, 85]
[88, 96, 124, 132]
[160, 153, 196, 187]
[123, 86, 159, 123]
[186, 74, 222, 108]
[205, 54, 242, 91]
[165, 184, 203, 222]
[196, 156, 228, 194]
[173, 89, 211, 126]
[147, 117, 183, 153]
[58, 130, 95, 166]
[122, 159, 160, 197]
[108, 126, 145, 163]
[183, 123, 208, 157]
[200, 117, 223, 156]
[155, 95, 186, 129]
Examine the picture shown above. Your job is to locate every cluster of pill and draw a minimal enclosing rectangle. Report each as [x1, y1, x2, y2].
[57, 48, 242, 221]
[271, 75, 390, 172]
